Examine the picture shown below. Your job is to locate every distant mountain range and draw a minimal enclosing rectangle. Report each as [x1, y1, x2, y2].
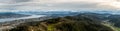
[0, 12, 30, 19]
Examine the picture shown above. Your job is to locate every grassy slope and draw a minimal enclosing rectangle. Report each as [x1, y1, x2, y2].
[102, 21, 120, 31]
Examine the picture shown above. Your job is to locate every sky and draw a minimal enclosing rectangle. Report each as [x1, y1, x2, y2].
[0, 0, 120, 12]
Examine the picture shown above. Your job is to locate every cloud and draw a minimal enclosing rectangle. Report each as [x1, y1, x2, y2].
[0, 0, 119, 11]
[13, 0, 31, 3]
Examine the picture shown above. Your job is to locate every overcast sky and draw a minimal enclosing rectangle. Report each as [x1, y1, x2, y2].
[0, 0, 120, 12]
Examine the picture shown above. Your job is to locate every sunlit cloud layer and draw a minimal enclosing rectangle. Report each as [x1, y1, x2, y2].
[0, 0, 120, 11]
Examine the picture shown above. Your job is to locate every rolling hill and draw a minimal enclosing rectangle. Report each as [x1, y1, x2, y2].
[6, 13, 114, 31]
